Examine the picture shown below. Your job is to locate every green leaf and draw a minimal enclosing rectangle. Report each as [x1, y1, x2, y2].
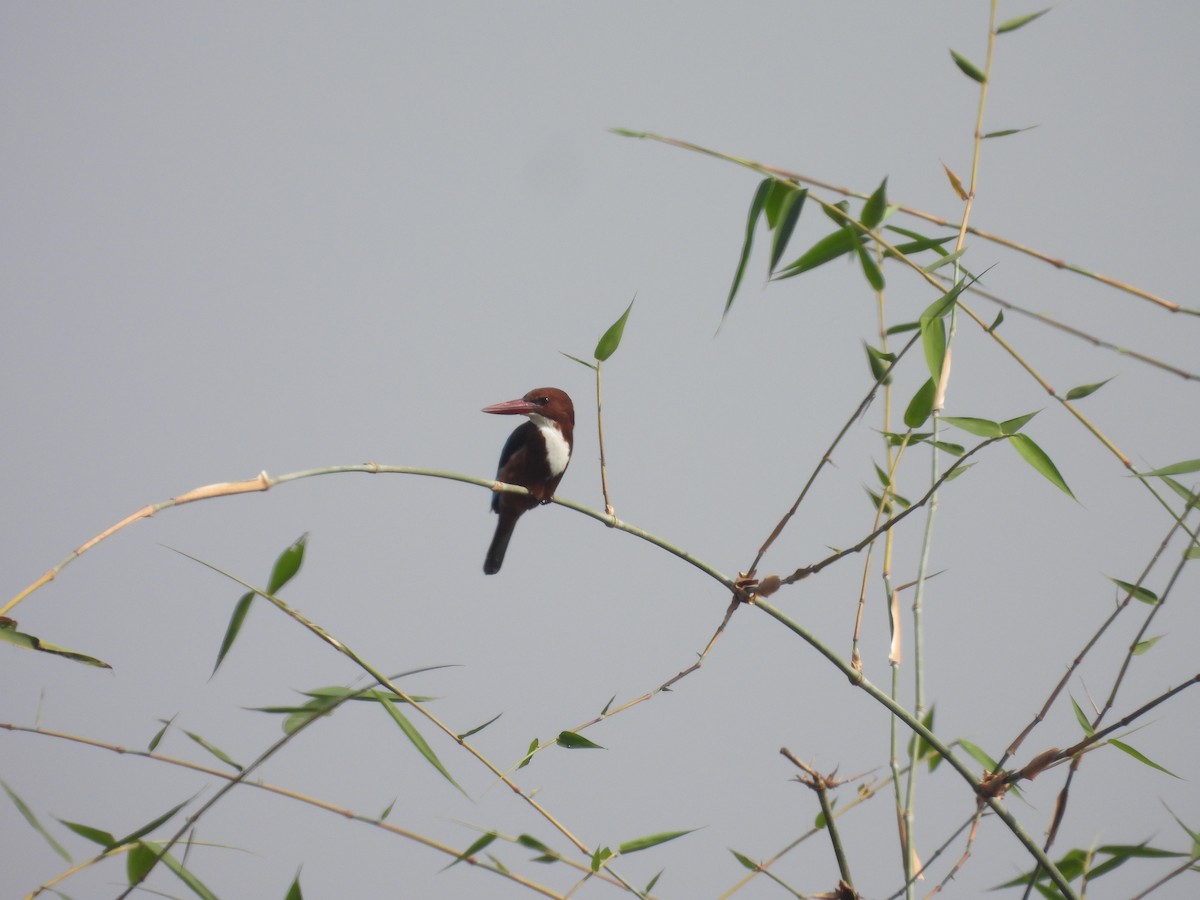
[1009, 434, 1075, 498]
[141, 841, 219, 900]
[725, 179, 773, 316]
[0, 618, 111, 667]
[885, 320, 920, 335]
[126, 840, 159, 884]
[1108, 577, 1159, 606]
[941, 416, 1002, 437]
[457, 712, 502, 740]
[111, 798, 192, 849]
[618, 828, 697, 855]
[775, 227, 862, 279]
[1109, 739, 1179, 778]
[920, 278, 969, 321]
[921, 246, 969, 273]
[644, 869, 664, 893]
[982, 125, 1038, 139]
[988, 309, 1004, 332]
[920, 314, 946, 382]
[58, 818, 116, 848]
[768, 187, 807, 274]
[148, 716, 175, 752]
[379, 798, 396, 820]
[1065, 378, 1113, 400]
[999, 411, 1039, 434]
[590, 846, 613, 871]
[285, 870, 304, 900]
[950, 49, 987, 82]
[904, 379, 936, 429]
[997, 9, 1050, 34]
[594, 296, 636, 362]
[1070, 694, 1096, 736]
[556, 731, 605, 750]
[856, 241, 885, 291]
[731, 849, 760, 871]
[1132, 634, 1164, 656]
[446, 831, 498, 869]
[860, 177, 889, 229]
[516, 834, 554, 855]
[518, 737, 539, 769]
[600, 694, 617, 715]
[1139, 458, 1200, 477]
[184, 730, 243, 772]
[957, 739, 997, 772]
[212, 591, 255, 677]
[883, 226, 957, 256]
[267, 533, 308, 594]
[2, 779, 71, 861]
[864, 343, 895, 385]
[822, 199, 851, 225]
[375, 692, 464, 792]
[559, 351, 598, 371]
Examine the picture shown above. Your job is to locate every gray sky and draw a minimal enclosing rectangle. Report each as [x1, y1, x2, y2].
[3, 3, 1199, 898]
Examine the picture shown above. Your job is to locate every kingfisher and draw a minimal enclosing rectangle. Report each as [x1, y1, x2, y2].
[481, 387, 575, 574]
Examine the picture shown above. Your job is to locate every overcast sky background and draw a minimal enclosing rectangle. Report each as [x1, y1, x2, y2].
[3, 3, 1199, 898]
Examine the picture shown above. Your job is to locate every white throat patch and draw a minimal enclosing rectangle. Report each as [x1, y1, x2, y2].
[530, 413, 571, 477]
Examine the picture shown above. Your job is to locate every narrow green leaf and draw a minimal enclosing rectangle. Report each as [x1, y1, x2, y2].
[379, 798, 396, 820]
[775, 227, 861, 279]
[997, 9, 1050, 34]
[375, 692, 464, 793]
[590, 846, 613, 871]
[768, 187, 807, 274]
[148, 716, 175, 752]
[1109, 577, 1159, 606]
[446, 831, 498, 869]
[982, 125, 1038, 139]
[957, 739, 998, 772]
[58, 819, 116, 848]
[726, 179, 773, 316]
[142, 841, 219, 900]
[112, 798, 192, 848]
[822, 199, 851, 225]
[1186, 546, 1200, 560]
[1132, 635, 1163, 655]
[267, 533, 308, 594]
[999, 411, 1039, 434]
[950, 49, 987, 82]
[559, 351, 598, 371]
[1139, 458, 1200, 477]
[1071, 695, 1095, 736]
[518, 737, 539, 769]
[1109, 739, 1179, 778]
[212, 591, 255, 677]
[644, 870, 664, 893]
[2, 779, 71, 861]
[920, 314, 946, 382]
[903, 379, 936, 428]
[989, 309, 1004, 332]
[920, 278, 968, 321]
[886, 320, 920, 335]
[1009, 434, 1075, 498]
[184, 730, 243, 772]
[594, 296, 636, 362]
[1065, 378, 1113, 400]
[0, 618, 111, 667]
[731, 850, 760, 871]
[516, 834, 554, 855]
[285, 870, 304, 900]
[457, 712, 502, 740]
[855, 241, 885, 291]
[883, 226, 957, 256]
[860, 177, 889, 229]
[929, 440, 966, 456]
[921, 246, 968, 273]
[941, 416, 1003, 438]
[556, 731, 605, 750]
[618, 828, 697, 855]
[864, 343, 895, 385]
[126, 840, 159, 884]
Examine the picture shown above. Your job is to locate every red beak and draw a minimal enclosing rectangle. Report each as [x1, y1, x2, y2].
[482, 398, 540, 415]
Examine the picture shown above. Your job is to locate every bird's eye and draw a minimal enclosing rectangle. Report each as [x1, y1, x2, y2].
[535, 396, 549, 405]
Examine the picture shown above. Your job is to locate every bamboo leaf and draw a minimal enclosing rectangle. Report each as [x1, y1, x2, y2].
[2, 779, 71, 861]
[904, 379, 935, 428]
[556, 731, 605, 750]
[957, 739, 997, 772]
[1132, 634, 1164, 656]
[941, 416, 1002, 437]
[999, 411, 1039, 434]
[1071, 695, 1095, 736]
[374, 691, 465, 794]
[457, 712, 502, 740]
[58, 819, 116, 848]
[518, 737, 539, 769]
[594, 296, 636, 362]
[775, 227, 861, 279]
[921, 314, 946, 382]
[1009, 434, 1075, 498]
[1108, 577, 1159, 606]
[864, 343, 895, 385]
[184, 730, 244, 772]
[983, 125, 1039, 139]
[921, 246, 968, 273]
[559, 351, 598, 371]
[590, 846, 613, 871]
[731, 850, 760, 871]
[148, 716, 175, 752]
[111, 798, 192, 849]
[1109, 739, 1179, 778]
[768, 187, 807, 274]
[949, 49, 987, 83]
[212, 591, 254, 677]
[618, 828, 698, 855]
[285, 870, 304, 900]
[141, 841, 219, 900]
[856, 241, 885, 291]
[1139, 458, 1200, 477]
[942, 161, 969, 199]
[997, 9, 1050, 34]
[0, 618, 111, 667]
[860, 176, 889, 229]
[1065, 378, 1113, 400]
[267, 533, 308, 593]
[445, 831, 498, 869]
[725, 179, 773, 316]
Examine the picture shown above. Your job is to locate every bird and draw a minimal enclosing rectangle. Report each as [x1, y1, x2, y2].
[481, 387, 574, 574]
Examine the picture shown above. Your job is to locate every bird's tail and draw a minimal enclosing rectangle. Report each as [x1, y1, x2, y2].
[484, 508, 521, 574]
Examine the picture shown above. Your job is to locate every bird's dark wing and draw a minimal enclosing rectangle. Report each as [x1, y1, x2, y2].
[491, 420, 539, 513]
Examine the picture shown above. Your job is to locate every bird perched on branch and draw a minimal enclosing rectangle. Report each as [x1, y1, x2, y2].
[481, 387, 574, 574]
